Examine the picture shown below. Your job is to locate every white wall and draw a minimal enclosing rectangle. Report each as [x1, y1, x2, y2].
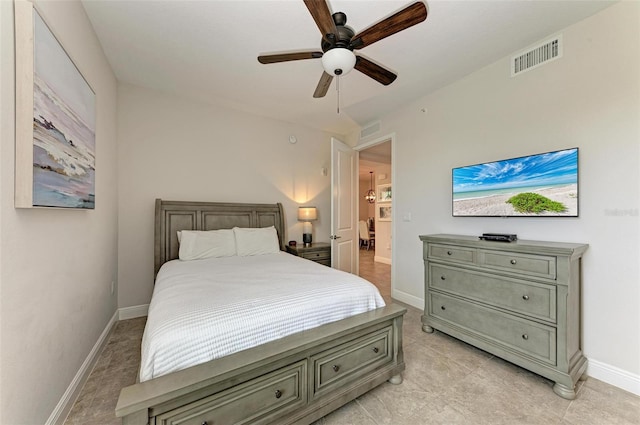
[360, 2, 640, 392]
[0, 1, 118, 423]
[117, 84, 335, 308]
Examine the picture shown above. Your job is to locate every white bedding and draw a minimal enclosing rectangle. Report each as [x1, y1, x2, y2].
[140, 252, 385, 382]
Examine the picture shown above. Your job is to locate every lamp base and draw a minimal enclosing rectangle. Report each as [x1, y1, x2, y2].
[303, 233, 312, 246]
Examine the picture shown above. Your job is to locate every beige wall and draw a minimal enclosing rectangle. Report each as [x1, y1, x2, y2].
[0, 0, 118, 424]
[117, 84, 336, 308]
[359, 2, 640, 390]
[358, 174, 375, 221]
[374, 164, 392, 264]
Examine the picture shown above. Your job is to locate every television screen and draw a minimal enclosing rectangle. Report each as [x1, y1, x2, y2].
[452, 148, 578, 217]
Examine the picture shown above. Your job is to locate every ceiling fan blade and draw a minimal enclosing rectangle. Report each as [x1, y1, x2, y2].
[350, 2, 427, 50]
[258, 51, 323, 64]
[313, 72, 333, 98]
[303, 0, 338, 41]
[355, 56, 397, 86]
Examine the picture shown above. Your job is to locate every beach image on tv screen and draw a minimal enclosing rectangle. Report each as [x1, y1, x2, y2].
[453, 148, 578, 217]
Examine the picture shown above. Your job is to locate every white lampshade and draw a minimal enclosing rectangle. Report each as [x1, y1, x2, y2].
[321, 48, 356, 77]
[298, 207, 317, 221]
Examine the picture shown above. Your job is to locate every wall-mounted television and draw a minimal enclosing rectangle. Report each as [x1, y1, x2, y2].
[452, 148, 578, 217]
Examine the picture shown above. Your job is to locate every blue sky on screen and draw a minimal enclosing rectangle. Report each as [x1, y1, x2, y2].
[453, 148, 578, 193]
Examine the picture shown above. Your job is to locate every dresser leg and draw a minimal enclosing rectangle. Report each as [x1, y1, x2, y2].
[553, 382, 576, 400]
[422, 324, 434, 333]
[388, 374, 403, 385]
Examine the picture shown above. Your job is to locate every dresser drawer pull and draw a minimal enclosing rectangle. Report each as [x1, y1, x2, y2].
[202, 422, 208, 425]
[332, 365, 340, 372]
[275, 389, 283, 399]
[510, 259, 517, 265]
[441, 305, 446, 310]
[522, 295, 530, 301]
[440, 275, 446, 280]
[522, 334, 529, 340]
[373, 347, 379, 353]
[447, 251, 453, 255]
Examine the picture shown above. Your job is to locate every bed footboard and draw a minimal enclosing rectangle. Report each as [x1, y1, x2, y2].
[116, 304, 406, 425]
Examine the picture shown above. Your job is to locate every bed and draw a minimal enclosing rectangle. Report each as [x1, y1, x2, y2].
[115, 199, 406, 425]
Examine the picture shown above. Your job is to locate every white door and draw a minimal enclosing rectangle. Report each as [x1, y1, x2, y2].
[330, 137, 357, 273]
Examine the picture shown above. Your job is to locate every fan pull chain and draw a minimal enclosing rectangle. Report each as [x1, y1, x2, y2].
[336, 76, 340, 114]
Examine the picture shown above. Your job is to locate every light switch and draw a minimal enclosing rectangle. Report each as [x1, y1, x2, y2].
[402, 213, 412, 222]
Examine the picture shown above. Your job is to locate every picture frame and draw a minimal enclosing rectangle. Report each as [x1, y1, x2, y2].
[15, 0, 96, 209]
[377, 184, 392, 203]
[378, 205, 392, 222]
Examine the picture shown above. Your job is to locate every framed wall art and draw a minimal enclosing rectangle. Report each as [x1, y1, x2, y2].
[377, 184, 392, 203]
[15, 0, 96, 209]
[378, 205, 392, 222]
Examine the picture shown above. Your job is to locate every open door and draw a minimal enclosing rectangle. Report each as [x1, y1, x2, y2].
[330, 137, 357, 273]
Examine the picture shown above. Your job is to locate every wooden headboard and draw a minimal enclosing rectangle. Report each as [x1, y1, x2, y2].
[154, 199, 286, 277]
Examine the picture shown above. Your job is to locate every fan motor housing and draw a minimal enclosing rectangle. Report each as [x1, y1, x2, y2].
[321, 12, 355, 51]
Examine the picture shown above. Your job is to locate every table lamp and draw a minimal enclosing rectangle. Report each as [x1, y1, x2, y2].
[298, 207, 317, 246]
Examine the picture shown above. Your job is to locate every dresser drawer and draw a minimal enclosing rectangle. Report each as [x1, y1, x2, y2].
[312, 326, 393, 398]
[428, 292, 556, 365]
[429, 264, 557, 322]
[300, 251, 330, 261]
[156, 361, 307, 425]
[479, 250, 557, 280]
[428, 244, 476, 264]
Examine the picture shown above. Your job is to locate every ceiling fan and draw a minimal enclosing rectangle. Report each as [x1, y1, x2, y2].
[257, 0, 428, 98]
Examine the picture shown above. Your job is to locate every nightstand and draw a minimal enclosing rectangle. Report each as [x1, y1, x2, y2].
[286, 242, 331, 266]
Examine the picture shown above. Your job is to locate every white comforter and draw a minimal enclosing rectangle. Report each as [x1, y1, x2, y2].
[140, 252, 385, 382]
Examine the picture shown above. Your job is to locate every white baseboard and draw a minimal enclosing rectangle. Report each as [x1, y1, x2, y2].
[390, 291, 639, 396]
[119, 304, 149, 320]
[390, 289, 423, 310]
[47, 310, 119, 425]
[48, 301, 638, 425]
[48, 305, 149, 424]
[587, 358, 640, 396]
[374, 256, 392, 265]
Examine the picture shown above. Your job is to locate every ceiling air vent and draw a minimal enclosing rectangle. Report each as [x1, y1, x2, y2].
[511, 35, 563, 77]
[360, 121, 381, 139]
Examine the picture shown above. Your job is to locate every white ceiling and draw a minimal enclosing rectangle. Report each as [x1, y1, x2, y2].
[81, 0, 616, 135]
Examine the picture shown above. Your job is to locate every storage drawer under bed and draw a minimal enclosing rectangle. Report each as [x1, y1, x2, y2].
[311, 325, 394, 399]
[155, 361, 307, 425]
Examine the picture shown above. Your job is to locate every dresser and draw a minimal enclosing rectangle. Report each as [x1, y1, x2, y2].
[286, 242, 331, 266]
[419, 234, 588, 399]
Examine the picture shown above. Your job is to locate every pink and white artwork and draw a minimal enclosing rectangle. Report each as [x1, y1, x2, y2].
[31, 9, 95, 208]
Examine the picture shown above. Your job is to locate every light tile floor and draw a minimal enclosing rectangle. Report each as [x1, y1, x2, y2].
[64, 250, 640, 424]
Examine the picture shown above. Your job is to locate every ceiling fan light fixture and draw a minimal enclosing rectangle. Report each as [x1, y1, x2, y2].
[321, 48, 356, 77]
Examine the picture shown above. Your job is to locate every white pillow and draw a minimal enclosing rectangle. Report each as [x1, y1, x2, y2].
[178, 229, 237, 260]
[233, 226, 280, 256]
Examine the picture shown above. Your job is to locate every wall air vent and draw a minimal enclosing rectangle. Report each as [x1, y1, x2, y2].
[511, 35, 563, 77]
[360, 121, 381, 140]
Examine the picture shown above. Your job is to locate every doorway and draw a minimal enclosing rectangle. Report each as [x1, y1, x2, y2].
[357, 139, 392, 301]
